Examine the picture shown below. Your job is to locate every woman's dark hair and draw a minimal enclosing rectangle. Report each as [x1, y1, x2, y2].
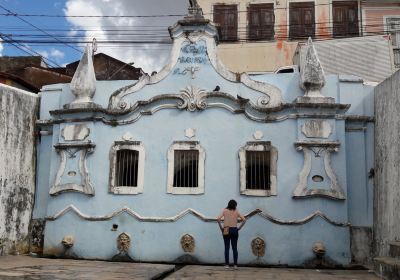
[226, 199, 237, 210]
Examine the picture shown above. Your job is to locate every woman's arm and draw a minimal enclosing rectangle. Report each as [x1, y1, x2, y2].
[217, 212, 224, 230]
[238, 212, 246, 230]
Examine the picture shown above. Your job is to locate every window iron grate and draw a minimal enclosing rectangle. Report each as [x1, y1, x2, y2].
[245, 151, 271, 190]
[173, 150, 199, 188]
[116, 149, 139, 187]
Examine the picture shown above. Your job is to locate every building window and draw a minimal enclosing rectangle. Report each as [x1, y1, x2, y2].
[167, 141, 205, 195]
[248, 4, 275, 41]
[289, 2, 315, 40]
[239, 141, 277, 196]
[332, 1, 359, 38]
[109, 141, 145, 195]
[173, 150, 199, 188]
[116, 150, 139, 187]
[386, 17, 400, 68]
[213, 5, 238, 42]
[245, 151, 271, 189]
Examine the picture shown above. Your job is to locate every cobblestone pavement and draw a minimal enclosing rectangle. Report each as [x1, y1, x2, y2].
[166, 265, 380, 280]
[0, 256, 380, 280]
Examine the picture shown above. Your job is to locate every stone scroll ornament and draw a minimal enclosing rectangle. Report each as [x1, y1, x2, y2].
[65, 45, 99, 109]
[181, 234, 195, 253]
[293, 141, 345, 200]
[50, 142, 96, 196]
[298, 38, 334, 104]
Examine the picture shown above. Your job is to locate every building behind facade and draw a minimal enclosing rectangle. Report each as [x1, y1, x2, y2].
[0, 54, 144, 93]
[197, 0, 400, 75]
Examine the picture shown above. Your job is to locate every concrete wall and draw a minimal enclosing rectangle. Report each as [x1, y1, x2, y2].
[0, 84, 38, 255]
[374, 69, 400, 257]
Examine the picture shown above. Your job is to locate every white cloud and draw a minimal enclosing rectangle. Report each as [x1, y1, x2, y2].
[37, 49, 65, 61]
[64, 0, 188, 73]
[50, 49, 65, 59]
[37, 50, 49, 58]
[0, 39, 3, 56]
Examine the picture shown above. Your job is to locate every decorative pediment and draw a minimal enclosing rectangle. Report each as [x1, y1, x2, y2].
[108, 12, 283, 112]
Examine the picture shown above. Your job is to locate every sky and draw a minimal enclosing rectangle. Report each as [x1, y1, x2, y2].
[0, 0, 189, 72]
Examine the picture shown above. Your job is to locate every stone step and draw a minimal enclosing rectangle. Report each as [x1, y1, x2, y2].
[374, 256, 400, 280]
[390, 242, 400, 258]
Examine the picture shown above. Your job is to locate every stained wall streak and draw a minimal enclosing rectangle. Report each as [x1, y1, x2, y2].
[374, 70, 400, 257]
[0, 84, 38, 255]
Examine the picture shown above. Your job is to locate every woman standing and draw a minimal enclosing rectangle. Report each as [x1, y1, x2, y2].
[217, 199, 246, 269]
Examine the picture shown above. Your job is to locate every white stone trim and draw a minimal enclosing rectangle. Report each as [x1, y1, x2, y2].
[293, 142, 345, 200]
[109, 141, 145, 195]
[50, 143, 96, 196]
[167, 141, 205, 195]
[45, 204, 349, 227]
[238, 141, 278, 197]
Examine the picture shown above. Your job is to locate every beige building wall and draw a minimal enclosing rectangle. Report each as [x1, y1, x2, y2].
[362, 3, 400, 35]
[197, 0, 351, 73]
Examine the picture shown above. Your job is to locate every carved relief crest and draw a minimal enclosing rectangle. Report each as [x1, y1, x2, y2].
[251, 237, 266, 257]
[178, 85, 207, 111]
[180, 234, 195, 252]
[117, 232, 131, 253]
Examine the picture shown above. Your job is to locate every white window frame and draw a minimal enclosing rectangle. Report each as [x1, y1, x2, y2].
[109, 141, 145, 195]
[238, 141, 278, 197]
[167, 141, 205, 195]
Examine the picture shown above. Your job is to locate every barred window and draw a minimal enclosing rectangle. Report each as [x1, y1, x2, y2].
[245, 151, 271, 190]
[167, 141, 205, 195]
[173, 150, 199, 188]
[115, 149, 139, 187]
[239, 141, 277, 196]
[109, 141, 145, 195]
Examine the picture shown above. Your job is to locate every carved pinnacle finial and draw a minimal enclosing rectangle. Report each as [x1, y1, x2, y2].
[187, 0, 203, 18]
[69, 44, 97, 107]
[300, 37, 326, 98]
[189, 0, 200, 8]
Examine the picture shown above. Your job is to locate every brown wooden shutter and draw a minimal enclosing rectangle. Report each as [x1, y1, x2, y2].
[289, 2, 315, 40]
[214, 5, 238, 42]
[248, 4, 274, 41]
[333, 1, 359, 37]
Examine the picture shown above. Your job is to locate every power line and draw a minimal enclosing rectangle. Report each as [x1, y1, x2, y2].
[0, 4, 83, 54]
[0, 33, 62, 67]
[0, 31, 393, 47]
